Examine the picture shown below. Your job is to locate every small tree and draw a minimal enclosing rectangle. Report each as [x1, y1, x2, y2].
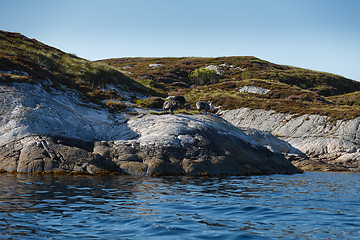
[189, 67, 218, 85]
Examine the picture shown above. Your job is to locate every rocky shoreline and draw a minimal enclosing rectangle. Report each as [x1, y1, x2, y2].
[1, 81, 359, 176]
[0, 114, 300, 176]
[0, 82, 302, 176]
[220, 108, 360, 172]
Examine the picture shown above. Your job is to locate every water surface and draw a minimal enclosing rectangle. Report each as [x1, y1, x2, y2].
[0, 172, 359, 239]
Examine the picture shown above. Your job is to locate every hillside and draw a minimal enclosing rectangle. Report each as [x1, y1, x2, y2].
[1, 30, 360, 121]
[98, 57, 360, 120]
[0, 31, 300, 176]
[0, 30, 159, 113]
[1, 30, 360, 173]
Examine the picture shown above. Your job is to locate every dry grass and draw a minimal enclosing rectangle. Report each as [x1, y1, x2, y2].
[97, 56, 360, 120]
[2, 30, 360, 121]
[0, 30, 159, 108]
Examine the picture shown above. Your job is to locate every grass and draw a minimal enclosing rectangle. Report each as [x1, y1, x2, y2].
[134, 97, 165, 109]
[2, 30, 360, 121]
[98, 56, 360, 120]
[99, 56, 360, 96]
[0, 30, 160, 109]
[327, 91, 360, 106]
[183, 80, 360, 120]
[103, 100, 127, 113]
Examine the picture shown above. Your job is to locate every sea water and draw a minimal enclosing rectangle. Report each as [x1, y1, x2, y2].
[0, 172, 359, 239]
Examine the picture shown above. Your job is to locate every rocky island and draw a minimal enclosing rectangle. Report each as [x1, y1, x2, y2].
[1, 30, 360, 175]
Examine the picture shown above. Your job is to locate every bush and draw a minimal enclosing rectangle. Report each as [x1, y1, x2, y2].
[142, 79, 158, 88]
[104, 100, 126, 113]
[189, 67, 218, 85]
[87, 89, 123, 101]
[135, 97, 165, 109]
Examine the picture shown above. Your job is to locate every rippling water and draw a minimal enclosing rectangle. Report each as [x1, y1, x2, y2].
[0, 172, 359, 239]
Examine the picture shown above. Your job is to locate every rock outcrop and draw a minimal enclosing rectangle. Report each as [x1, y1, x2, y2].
[0, 82, 299, 176]
[94, 114, 299, 176]
[220, 108, 360, 171]
[238, 85, 270, 94]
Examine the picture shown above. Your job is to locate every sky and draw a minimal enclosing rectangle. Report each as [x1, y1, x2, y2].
[1, 0, 360, 81]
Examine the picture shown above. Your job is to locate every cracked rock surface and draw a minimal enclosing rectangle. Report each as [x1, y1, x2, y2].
[0, 82, 299, 176]
[220, 108, 360, 171]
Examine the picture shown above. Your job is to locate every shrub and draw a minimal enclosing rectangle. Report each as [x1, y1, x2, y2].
[88, 89, 122, 100]
[104, 100, 126, 113]
[189, 67, 219, 85]
[135, 97, 165, 109]
[249, 59, 267, 64]
[141, 78, 160, 88]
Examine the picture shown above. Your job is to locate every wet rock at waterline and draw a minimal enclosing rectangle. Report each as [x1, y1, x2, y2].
[0, 115, 300, 176]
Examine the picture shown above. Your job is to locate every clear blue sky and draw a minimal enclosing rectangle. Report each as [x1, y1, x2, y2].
[1, 0, 360, 81]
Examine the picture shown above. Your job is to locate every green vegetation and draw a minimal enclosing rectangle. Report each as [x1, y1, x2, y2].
[249, 59, 267, 64]
[327, 91, 360, 106]
[1, 30, 360, 121]
[103, 100, 127, 113]
[189, 67, 219, 85]
[134, 97, 165, 109]
[98, 56, 360, 120]
[0, 30, 159, 112]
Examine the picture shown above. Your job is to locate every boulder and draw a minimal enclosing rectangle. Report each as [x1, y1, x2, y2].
[95, 114, 299, 176]
[0, 135, 116, 173]
[238, 85, 270, 94]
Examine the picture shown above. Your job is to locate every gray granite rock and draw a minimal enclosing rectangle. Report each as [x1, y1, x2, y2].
[238, 85, 270, 94]
[220, 108, 360, 171]
[93, 114, 299, 176]
[0, 82, 299, 176]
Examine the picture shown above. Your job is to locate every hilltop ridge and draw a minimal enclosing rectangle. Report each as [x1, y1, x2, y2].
[98, 56, 360, 120]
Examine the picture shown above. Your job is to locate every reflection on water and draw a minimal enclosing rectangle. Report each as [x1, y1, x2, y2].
[0, 172, 359, 239]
